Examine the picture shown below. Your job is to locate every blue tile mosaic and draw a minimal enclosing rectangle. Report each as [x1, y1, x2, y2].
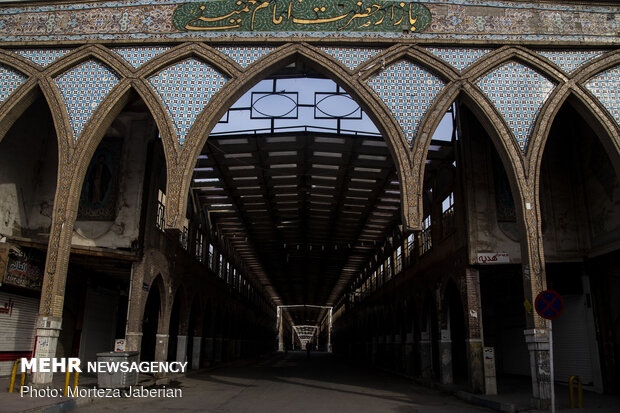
[112, 46, 170, 68]
[215, 47, 273, 68]
[54, 60, 120, 140]
[0, 65, 26, 104]
[477, 61, 555, 151]
[586, 65, 620, 127]
[537, 50, 605, 74]
[149, 58, 228, 145]
[367, 60, 445, 144]
[320, 47, 383, 70]
[13, 49, 73, 67]
[424, 47, 492, 71]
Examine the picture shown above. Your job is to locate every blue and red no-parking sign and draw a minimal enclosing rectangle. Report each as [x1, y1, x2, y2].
[534, 290, 564, 320]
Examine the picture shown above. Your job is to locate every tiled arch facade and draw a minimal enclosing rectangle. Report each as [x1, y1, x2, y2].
[0, 0, 617, 405]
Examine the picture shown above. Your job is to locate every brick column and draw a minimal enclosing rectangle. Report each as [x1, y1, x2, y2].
[419, 330, 432, 378]
[191, 337, 202, 369]
[465, 267, 485, 393]
[520, 193, 552, 409]
[176, 335, 188, 362]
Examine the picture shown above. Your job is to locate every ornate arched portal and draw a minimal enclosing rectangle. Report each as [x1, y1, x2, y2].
[0, 1, 616, 408]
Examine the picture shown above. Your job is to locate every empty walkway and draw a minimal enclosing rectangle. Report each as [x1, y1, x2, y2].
[77, 351, 490, 413]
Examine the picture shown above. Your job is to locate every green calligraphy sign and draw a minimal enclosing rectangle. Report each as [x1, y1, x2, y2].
[172, 0, 431, 32]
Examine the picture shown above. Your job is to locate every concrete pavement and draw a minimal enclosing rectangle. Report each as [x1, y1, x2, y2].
[75, 351, 492, 413]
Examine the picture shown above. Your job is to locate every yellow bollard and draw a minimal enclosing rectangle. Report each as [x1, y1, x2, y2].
[8, 359, 26, 393]
[569, 375, 583, 408]
[63, 365, 80, 396]
[73, 369, 80, 392]
[63, 369, 71, 396]
[8, 359, 19, 393]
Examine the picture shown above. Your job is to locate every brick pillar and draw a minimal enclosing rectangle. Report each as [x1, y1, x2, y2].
[202, 337, 214, 365]
[465, 267, 485, 393]
[439, 329, 453, 384]
[371, 336, 378, 363]
[419, 331, 432, 378]
[520, 194, 552, 409]
[192, 337, 202, 369]
[176, 335, 188, 362]
[154, 334, 169, 377]
[405, 332, 415, 375]
[215, 337, 223, 362]
[125, 260, 146, 353]
[31, 164, 75, 386]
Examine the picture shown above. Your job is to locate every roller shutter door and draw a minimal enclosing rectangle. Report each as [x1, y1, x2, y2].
[0, 292, 38, 376]
[552, 295, 594, 385]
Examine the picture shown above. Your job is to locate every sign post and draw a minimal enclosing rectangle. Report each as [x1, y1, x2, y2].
[534, 290, 564, 413]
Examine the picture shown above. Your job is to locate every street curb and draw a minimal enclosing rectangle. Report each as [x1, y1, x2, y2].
[455, 390, 518, 413]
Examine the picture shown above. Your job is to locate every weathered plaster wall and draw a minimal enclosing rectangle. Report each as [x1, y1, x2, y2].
[0, 97, 57, 239]
[461, 111, 522, 265]
[72, 113, 155, 249]
[540, 105, 620, 260]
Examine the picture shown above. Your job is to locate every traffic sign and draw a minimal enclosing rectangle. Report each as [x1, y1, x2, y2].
[534, 290, 564, 320]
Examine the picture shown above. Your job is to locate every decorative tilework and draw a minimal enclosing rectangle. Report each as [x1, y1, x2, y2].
[320, 47, 383, 70]
[537, 50, 605, 74]
[477, 61, 555, 151]
[54, 60, 120, 140]
[14, 49, 73, 67]
[0, 1, 617, 43]
[0, 65, 26, 104]
[367, 60, 445, 144]
[112, 46, 170, 68]
[424, 47, 492, 71]
[215, 47, 273, 68]
[586, 65, 620, 126]
[149, 58, 228, 145]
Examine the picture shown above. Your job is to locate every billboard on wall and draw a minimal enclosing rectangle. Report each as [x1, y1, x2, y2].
[2, 246, 44, 291]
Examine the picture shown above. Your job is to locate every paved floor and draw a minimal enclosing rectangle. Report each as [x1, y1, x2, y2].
[76, 351, 492, 413]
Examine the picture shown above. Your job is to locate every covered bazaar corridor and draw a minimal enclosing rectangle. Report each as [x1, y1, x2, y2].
[0, 1, 618, 412]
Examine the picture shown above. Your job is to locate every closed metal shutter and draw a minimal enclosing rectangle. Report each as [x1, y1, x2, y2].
[79, 288, 119, 363]
[0, 292, 38, 376]
[552, 295, 594, 385]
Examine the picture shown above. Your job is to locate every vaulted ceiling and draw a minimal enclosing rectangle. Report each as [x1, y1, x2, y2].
[192, 131, 401, 314]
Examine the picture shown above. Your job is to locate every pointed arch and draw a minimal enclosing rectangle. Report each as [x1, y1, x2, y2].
[524, 52, 620, 177]
[356, 45, 459, 227]
[44, 44, 132, 79]
[466, 46, 567, 84]
[570, 49, 620, 84]
[412, 81, 528, 238]
[357, 45, 459, 82]
[316, 44, 400, 77]
[0, 51, 40, 143]
[134, 43, 240, 167]
[168, 42, 417, 232]
[0, 79, 43, 143]
[136, 42, 240, 80]
[148, 273, 168, 332]
[531, 87, 620, 200]
[0, 48, 45, 76]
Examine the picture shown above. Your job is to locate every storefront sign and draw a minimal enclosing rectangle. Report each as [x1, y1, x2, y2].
[4, 249, 44, 291]
[476, 252, 509, 265]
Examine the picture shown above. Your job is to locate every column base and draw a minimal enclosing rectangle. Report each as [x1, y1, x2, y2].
[31, 316, 62, 387]
[524, 328, 552, 409]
